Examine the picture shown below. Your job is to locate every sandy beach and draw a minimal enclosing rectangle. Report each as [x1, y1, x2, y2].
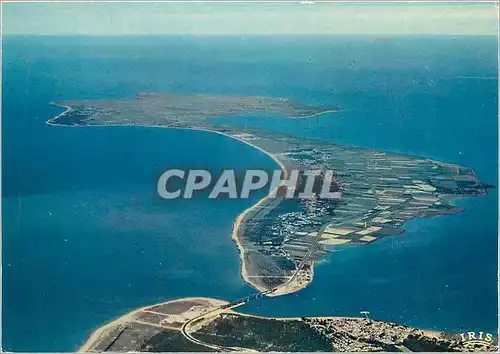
[78, 297, 227, 352]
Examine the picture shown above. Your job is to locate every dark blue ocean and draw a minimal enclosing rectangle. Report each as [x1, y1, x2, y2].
[2, 36, 498, 352]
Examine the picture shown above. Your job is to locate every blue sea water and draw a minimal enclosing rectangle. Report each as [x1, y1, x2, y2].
[2, 36, 498, 351]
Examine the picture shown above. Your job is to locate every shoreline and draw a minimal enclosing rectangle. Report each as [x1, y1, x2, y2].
[289, 108, 342, 119]
[78, 295, 446, 352]
[78, 297, 227, 352]
[47, 102, 305, 294]
[47, 102, 72, 123]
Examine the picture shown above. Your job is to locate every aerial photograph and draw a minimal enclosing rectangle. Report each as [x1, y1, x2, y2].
[1, 1, 499, 352]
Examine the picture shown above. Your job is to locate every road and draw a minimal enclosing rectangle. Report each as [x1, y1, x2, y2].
[180, 227, 322, 351]
[181, 290, 273, 351]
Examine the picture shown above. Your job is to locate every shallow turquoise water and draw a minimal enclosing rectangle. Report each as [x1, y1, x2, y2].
[2, 36, 497, 351]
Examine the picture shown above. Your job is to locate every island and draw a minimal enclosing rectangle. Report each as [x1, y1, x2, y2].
[47, 93, 494, 351]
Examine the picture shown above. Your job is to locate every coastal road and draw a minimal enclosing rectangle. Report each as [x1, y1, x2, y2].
[180, 229, 322, 350]
[181, 201, 328, 350]
[181, 194, 332, 350]
[180, 291, 273, 351]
